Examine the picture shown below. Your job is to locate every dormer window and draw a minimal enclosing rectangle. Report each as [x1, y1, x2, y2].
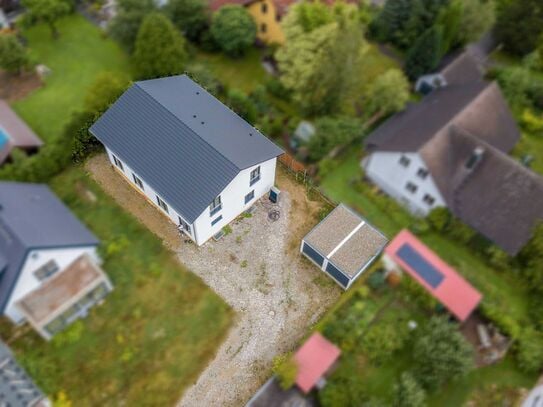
[210, 195, 222, 216]
[399, 155, 410, 168]
[250, 166, 261, 186]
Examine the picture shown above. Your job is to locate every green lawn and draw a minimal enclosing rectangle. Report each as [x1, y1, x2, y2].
[1, 167, 232, 405]
[194, 48, 268, 93]
[512, 131, 543, 175]
[12, 15, 130, 142]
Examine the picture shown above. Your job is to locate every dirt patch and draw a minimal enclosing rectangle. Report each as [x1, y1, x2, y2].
[0, 71, 42, 102]
[85, 154, 341, 406]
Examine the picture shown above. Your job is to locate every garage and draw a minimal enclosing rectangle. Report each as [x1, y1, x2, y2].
[301, 204, 388, 289]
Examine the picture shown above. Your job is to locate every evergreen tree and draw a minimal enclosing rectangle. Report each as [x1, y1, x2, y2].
[108, 0, 157, 53]
[210, 5, 256, 57]
[404, 25, 443, 80]
[0, 34, 30, 74]
[166, 0, 208, 42]
[435, 0, 462, 56]
[133, 12, 188, 80]
[496, 0, 543, 56]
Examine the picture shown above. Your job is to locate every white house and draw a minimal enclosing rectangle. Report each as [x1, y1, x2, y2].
[90, 75, 284, 245]
[0, 182, 112, 340]
[362, 50, 543, 255]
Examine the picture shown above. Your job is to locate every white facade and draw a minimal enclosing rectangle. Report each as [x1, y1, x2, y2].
[362, 152, 446, 216]
[5, 246, 99, 323]
[105, 147, 277, 245]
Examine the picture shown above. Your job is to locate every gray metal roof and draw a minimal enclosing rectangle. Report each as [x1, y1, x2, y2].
[0, 182, 99, 313]
[0, 341, 48, 407]
[90, 75, 283, 223]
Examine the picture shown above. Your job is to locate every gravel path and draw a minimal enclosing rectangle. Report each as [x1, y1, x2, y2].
[85, 154, 340, 406]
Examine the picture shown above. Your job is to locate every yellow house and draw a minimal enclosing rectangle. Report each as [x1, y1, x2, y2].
[210, 0, 292, 45]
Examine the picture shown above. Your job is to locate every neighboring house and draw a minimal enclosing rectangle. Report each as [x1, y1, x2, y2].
[90, 75, 283, 246]
[384, 229, 482, 322]
[0, 100, 43, 166]
[301, 204, 387, 290]
[0, 182, 112, 340]
[362, 49, 543, 255]
[0, 341, 50, 407]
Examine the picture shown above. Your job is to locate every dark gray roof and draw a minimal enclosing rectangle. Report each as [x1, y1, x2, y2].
[421, 128, 543, 255]
[0, 182, 99, 312]
[90, 75, 283, 223]
[0, 341, 48, 407]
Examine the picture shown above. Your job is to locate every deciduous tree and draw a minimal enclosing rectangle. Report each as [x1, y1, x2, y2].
[364, 69, 409, 124]
[496, 0, 543, 56]
[108, 0, 157, 53]
[21, 0, 71, 39]
[133, 12, 188, 80]
[166, 0, 208, 42]
[210, 5, 256, 57]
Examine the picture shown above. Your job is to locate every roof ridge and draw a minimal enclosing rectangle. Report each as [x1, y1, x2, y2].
[134, 81, 242, 173]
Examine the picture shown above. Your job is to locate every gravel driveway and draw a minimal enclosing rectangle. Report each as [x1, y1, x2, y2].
[86, 154, 340, 406]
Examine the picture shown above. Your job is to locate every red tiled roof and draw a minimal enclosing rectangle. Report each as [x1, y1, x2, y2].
[294, 332, 341, 393]
[385, 229, 482, 322]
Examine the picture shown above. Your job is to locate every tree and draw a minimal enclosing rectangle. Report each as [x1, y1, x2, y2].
[108, 0, 157, 53]
[394, 372, 426, 407]
[412, 316, 474, 390]
[307, 117, 361, 161]
[404, 25, 443, 80]
[21, 0, 71, 39]
[84, 72, 130, 113]
[272, 354, 298, 390]
[364, 69, 409, 124]
[0, 34, 30, 74]
[435, 0, 462, 55]
[166, 0, 208, 42]
[276, 2, 366, 114]
[133, 12, 188, 80]
[456, 0, 495, 47]
[210, 5, 256, 57]
[496, 0, 543, 56]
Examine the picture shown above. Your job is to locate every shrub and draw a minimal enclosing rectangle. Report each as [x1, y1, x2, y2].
[393, 372, 426, 407]
[447, 218, 477, 244]
[186, 63, 222, 96]
[515, 327, 543, 373]
[52, 320, 85, 347]
[107, 0, 157, 52]
[265, 77, 291, 100]
[210, 5, 256, 57]
[427, 207, 451, 232]
[272, 353, 298, 390]
[165, 0, 208, 42]
[226, 88, 257, 123]
[361, 320, 408, 364]
[0, 34, 30, 74]
[307, 116, 362, 161]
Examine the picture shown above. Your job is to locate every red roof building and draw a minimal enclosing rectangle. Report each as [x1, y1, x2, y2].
[384, 229, 482, 322]
[294, 332, 341, 394]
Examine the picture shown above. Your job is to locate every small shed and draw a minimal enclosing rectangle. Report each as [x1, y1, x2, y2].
[294, 333, 341, 394]
[384, 229, 482, 322]
[301, 204, 388, 289]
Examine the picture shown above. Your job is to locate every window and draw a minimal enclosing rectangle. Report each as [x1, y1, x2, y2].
[276, 14, 281, 22]
[261, 2, 267, 13]
[423, 194, 435, 206]
[417, 168, 429, 179]
[112, 154, 124, 171]
[250, 166, 261, 186]
[178, 217, 191, 235]
[156, 195, 169, 213]
[210, 195, 222, 216]
[34, 260, 59, 281]
[399, 155, 410, 167]
[245, 190, 255, 204]
[405, 182, 418, 194]
[132, 173, 144, 190]
[260, 23, 267, 33]
[211, 215, 223, 226]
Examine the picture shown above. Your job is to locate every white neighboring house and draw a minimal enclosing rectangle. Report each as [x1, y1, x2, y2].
[362, 50, 543, 256]
[0, 182, 112, 340]
[91, 75, 284, 246]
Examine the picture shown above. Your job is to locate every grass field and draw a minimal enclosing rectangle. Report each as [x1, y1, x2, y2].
[1, 167, 232, 405]
[12, 15, 130, 142]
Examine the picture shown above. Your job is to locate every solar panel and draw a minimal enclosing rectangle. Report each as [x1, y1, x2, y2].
[396, 243, 444, 288]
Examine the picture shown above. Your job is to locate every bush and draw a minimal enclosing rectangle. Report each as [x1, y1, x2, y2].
[186, 63, 222, 95]
[318, 357, 367, 407]
[210, 5, 256, 57]
[361, 320, 408, 364]
[226, 88, 257, 123]
[265, 77, 291, 100]
[272, 353, 298, 390]
[107, 0, 157, 52]
[427, 207, 451, 232]
[52, 320, 85, 347]
[165, 0, 208, 42]
[515, 327, 543, 373]
[394, 372, 426, 407]
[0, 34, 30, 74]
[307, 116, 362, 161]
[447, 218, 477, 245]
